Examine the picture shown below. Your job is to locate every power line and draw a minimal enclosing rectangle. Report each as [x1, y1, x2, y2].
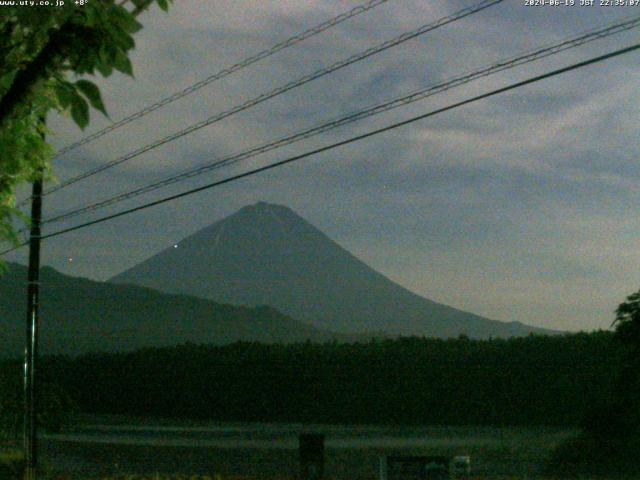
[40, 14, 640, 226]
[3, 41, 637, 256]
[36, 0, 503, 200]
[16, 0, 391, 208]
[52, 0, 391, 159]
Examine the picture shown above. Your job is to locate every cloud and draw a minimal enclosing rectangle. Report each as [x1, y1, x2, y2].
[7, 0, 638, 333]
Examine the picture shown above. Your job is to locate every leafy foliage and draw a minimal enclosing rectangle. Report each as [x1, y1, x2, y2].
[0, 0, 173, 249]
[560, 287, 640, 455]
[544, 289, 640, 478]
[0, 364, 75, 436]
[546, 430, 640, 478]
[0, 449, 24, 479]
[613, 289, 640, 350]
[606, 288, 640, 436]
[25, 331, 618, 427]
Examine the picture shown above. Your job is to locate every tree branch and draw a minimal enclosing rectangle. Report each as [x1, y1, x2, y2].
[130, 0, 155, 17]
[0, 21, 71, 127]
[0, 1, 153, 128]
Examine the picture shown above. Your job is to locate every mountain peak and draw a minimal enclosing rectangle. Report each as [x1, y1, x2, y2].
[253, 201, 278, 209]
[236, 201, 297, 219]
[243, 201, 289, 211]
[111, 203, 556, 338]
[218, 202, 314, 239]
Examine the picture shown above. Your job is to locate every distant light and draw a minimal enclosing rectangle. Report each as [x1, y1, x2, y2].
[68, 257, 73, 263]
[173, 244, 178, 248]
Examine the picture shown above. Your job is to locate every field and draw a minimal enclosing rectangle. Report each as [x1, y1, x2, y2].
[5, 418, 582, 480]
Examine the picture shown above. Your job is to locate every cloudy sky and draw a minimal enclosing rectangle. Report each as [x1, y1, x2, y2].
[5, 0, 640, 332]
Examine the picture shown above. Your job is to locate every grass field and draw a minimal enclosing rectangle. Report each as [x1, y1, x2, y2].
[11, 421, 583, 480]
[8, 419, 636, 479]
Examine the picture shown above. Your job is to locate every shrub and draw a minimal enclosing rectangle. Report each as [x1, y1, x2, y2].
[0, 449, 24, 480]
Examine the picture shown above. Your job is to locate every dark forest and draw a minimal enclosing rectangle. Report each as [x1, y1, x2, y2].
[1, 331, 619, 427]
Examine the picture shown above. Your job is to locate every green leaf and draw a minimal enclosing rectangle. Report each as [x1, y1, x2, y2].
[110, 7, 143, 34]
[75, 79, 107, 117]
[70, 95, 89, 130]
[112, 31, 135, 51]
[113, 49, 133, 76]
[54, 81, 76, 110]
[72, 48, 99, 75]
[84, 5, 100, 27]
[95, 61, 113, 77]
[96, 45, 114, 77]
[157, 0, 169, 11]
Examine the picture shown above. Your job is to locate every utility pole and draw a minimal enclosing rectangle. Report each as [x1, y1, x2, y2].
[23, 168, 43, 480]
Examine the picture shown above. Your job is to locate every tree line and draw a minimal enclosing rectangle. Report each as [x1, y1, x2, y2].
[0, 331, 622, 428]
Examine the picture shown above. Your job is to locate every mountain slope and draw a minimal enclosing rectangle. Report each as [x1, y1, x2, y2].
[111, 202, 556, 338]
[0, 262, 353, 358]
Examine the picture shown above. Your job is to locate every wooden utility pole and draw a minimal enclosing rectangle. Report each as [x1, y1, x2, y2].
[23, 171, 43, 480]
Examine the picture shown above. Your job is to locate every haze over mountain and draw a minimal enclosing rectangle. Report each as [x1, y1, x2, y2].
[0, 262, 353, 358]
[111, 202, 556, 338]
